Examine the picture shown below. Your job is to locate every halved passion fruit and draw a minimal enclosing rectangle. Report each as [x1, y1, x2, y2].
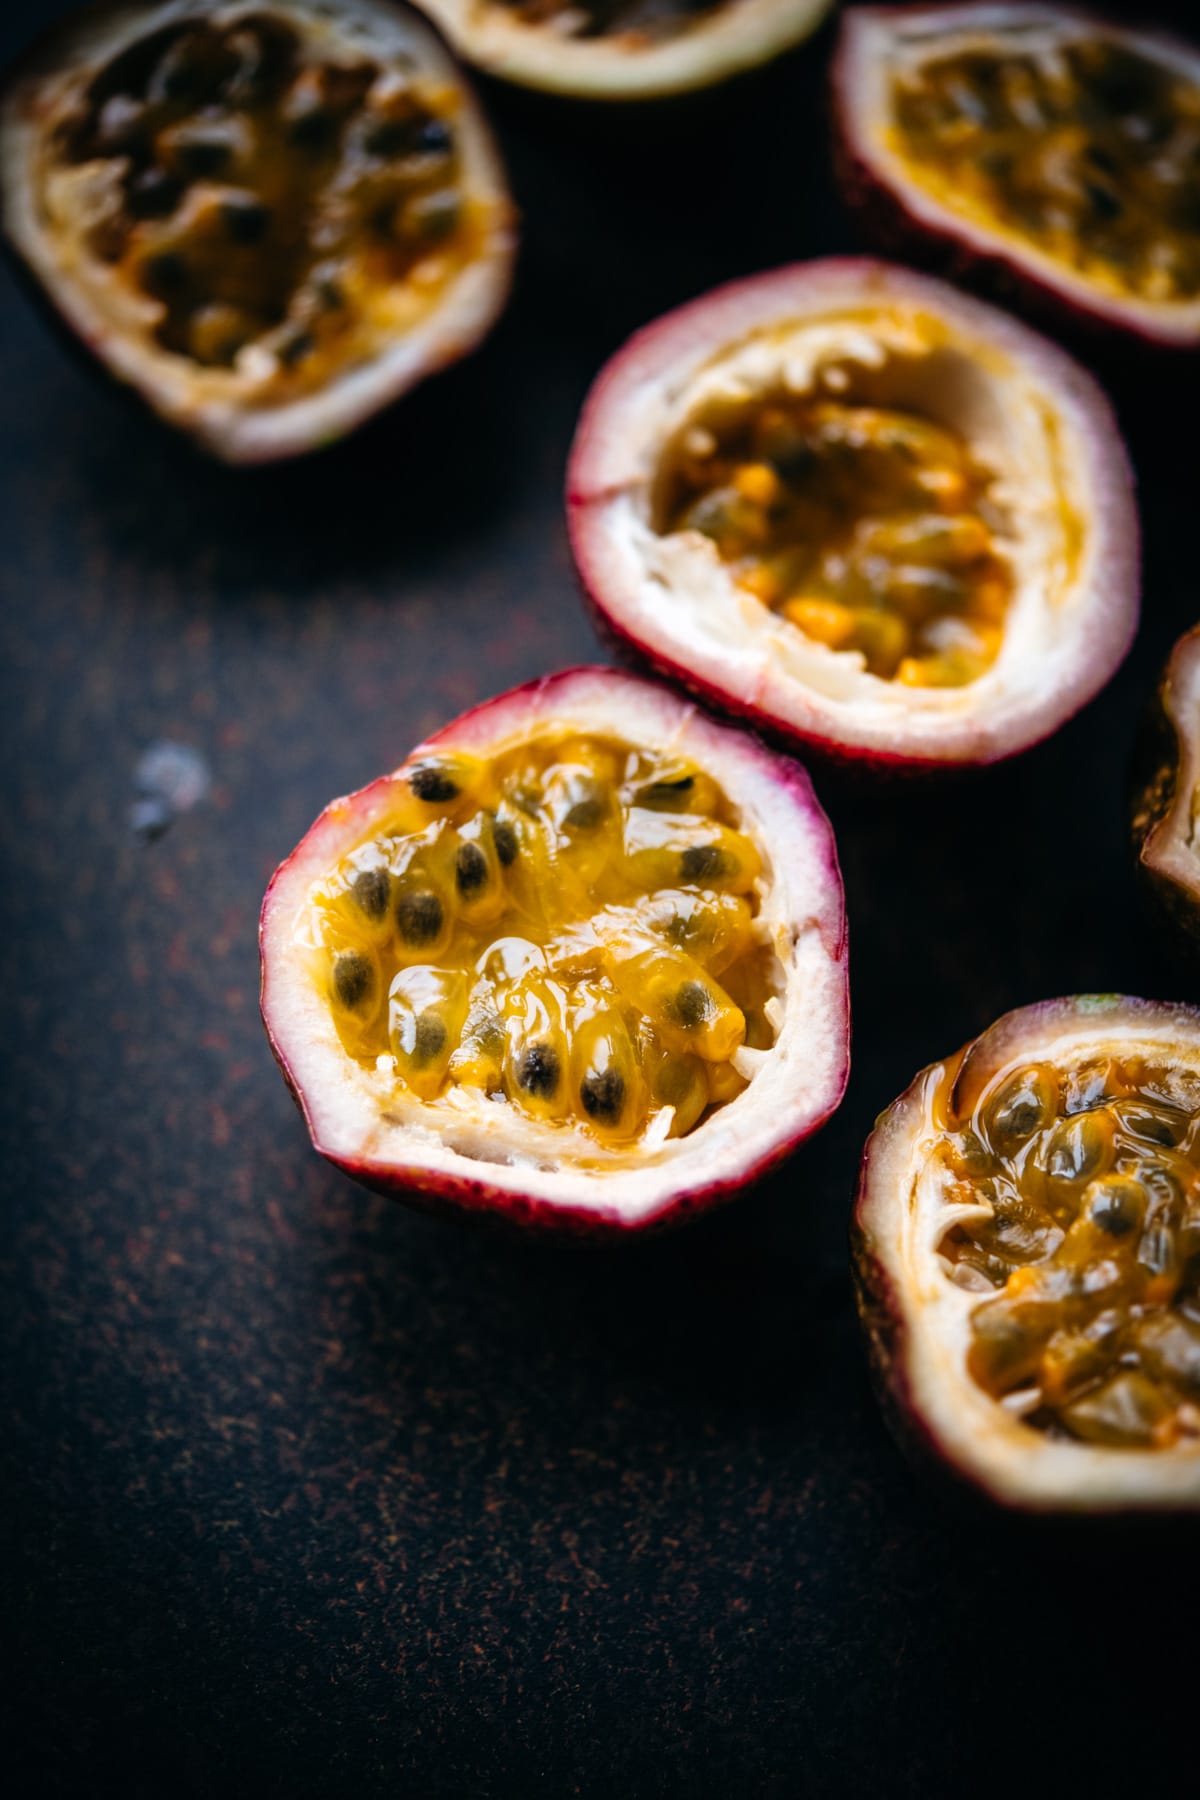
[414, 0, 833, 101]
[260, 668, 849, 1233]
[1132, 624, 1200, 944]
[568, 259, 1138, 768]
[835, 4, 1200, 348]
[855, 997, 1200, 1511]
[0, 0, 515, 460]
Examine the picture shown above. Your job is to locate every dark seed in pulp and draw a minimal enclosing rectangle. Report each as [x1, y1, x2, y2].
[334, 950, 373, 1011]
[518, 1044, 560, 1099]
[396, 889, 443, 945]
[581, 1068, 625, 1123]
[455, 843, 489, 897]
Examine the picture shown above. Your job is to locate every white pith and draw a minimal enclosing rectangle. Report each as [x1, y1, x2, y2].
[260, 669, 848, 1229]
[415, 0, 832, 99]
[0, 0, 516, 462]
[860, 1001, 1200, 1511]
[839, 3, 1200, 346]
[570, 260, 1138, 765]
[1141, 629, 1200, 897]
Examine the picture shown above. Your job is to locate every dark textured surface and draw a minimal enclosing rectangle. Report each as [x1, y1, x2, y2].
[3, 3, 1199, 1794]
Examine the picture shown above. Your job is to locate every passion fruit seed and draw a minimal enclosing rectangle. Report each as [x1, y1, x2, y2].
[308, 729, 771, 1142]
[892, 37, 1200, 303]
[396, 888, 444, 945]
[52, 12, 471, 378]
[333, 948, 374, 1011]
[662, 393, 1012, 688]
[943, 1055, 1200, 1450]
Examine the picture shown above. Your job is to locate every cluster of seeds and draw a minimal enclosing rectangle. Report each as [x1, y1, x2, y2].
[309, 732, 776, 1144]
[662, 392, 1011, 687]
[939, 1055, 1200, 1449]
[53, 11, 468, 374]
[893, 38, 1200, 303]
[495, 0, 723, 44]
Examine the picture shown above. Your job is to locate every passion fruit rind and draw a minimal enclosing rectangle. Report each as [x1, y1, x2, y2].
[834, 5, 1200, 351]
[414, 0, 835, 101]
[0, 0, 516, 462]
[855, 996, 1200, 1512]
[1131, 626, 1200, 950]
[569, 257, 1139, 770]
[261, 666, 849, 1236]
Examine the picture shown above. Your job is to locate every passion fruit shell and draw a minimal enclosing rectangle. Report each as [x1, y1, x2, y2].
[415, 0, 834, 101]
[260, 667, 849, 1235]
[0, 0, 516, 462]
[568, 258, 1138, 769]
[1132, 625, 1200, 947]
[855, 996, 1200, 1512]
[834, 4, 1200, 349]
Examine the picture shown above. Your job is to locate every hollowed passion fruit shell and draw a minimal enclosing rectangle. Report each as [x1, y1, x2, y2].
[260, 667, 849, 1235]
[0, 0, 516, 461]
[855, 996, 1200, 1512]
[834, 4, 1200, 349]
[1132, 624, 1200, 946]
[568, 259, 1138, 768]
[414, 0, 834, 101]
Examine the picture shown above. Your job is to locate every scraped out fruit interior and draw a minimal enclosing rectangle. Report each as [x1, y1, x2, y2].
[303, 730, 780, 1146]
[937, 1054, 1200, 1450]
[658, 383, 1013, 688]
[43, 10, 482, 388]
[891, 33, 1200, 303]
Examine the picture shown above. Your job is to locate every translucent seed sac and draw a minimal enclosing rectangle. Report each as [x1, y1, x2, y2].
[607, 946, 745, 1063]
[351, 866, 391, 925]
[1061, 1372, 1175, 1448]
[571, 1008, 642, 1137]
[1084, 1174, 1147, 1239]
[503, 975, 570, 1121]
[982, 1063, 1060, 1156]
[389, 966, 467, 1099]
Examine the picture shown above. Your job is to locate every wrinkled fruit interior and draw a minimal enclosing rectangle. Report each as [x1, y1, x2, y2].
[892, 35, 1200, 303]
[493, 0, 724, 46]
[47, 11, 477, 386]
[658, 389, 1012, 687]
[303, 731, 779, 1146]
[939, 1054, 1200, 1449]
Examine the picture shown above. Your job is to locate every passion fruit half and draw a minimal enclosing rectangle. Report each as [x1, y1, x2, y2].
[568, 259, 1138, 768]
[0, 0, 516, 461]
[835, 4, 1200, 349]
[855, 996, 1200, 1512]
[1132, 624, 1200, 946]
[260, 667, 849, 1234]
[415, 0, 834, 101]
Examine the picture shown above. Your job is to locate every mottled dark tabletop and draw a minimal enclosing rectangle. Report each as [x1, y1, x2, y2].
[3, 2, 1199, 1795]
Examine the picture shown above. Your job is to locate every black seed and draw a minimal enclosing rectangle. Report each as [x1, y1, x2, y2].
[581, 1068, 625, 1123]
[416, 117, 452, 155]
[351, 867, 390, 923]
[1088, 1178, 1143, 1237]
[363, 116, 415, 157]
[455, 842, 489, 897]
[173, 135, 232, 178]
[127, 167, 183, 219]
[518, 1044, 559, 1099]
[221, 195, 270, 243]
[413, 1011, 447, 1064]
[639, 775, 694, 807]
[409, 763, 459, 803]
[287, 107, 334, 149]
[563, 793, 604, 832]
[333, 950, 373, 1011]
[680, 843, 729, 883]
[277, 329, 314, 369]
[1084, 182, 1122, 222]
[673, 980, 712, 1029]
[396, 888, 443, 945]
[492, 819, 518, 867]
[142, 250, 187, 295]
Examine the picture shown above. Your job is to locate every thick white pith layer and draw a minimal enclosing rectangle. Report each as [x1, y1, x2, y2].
[841, 3, 1200, 345]
[261, 671, 848, 1226]
[861, 1007, 1200, 1509]
[0, 0, 515, 460]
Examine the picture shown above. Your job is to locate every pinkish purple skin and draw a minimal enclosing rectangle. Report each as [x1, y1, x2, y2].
[567, 259, 1140, 772]
[260, 665, 850, 1237]
[831, 4, 1200, 353]
[852, 993, 1200, 1507]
